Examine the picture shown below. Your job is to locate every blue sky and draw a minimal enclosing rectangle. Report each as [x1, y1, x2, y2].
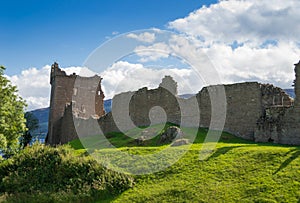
[3, 0, 300, 110]
[0, 0, 216, 75]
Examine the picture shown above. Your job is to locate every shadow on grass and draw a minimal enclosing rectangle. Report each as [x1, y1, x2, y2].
[273, 148, 300, 174]
[206, 146, 242, 161]
[70, 125, 299, 152]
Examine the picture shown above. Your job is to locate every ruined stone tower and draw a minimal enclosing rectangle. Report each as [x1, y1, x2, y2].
[46, 62, 105, 145]
[294, 61, 300, 108]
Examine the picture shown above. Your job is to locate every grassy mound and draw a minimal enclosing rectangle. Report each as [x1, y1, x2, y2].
[0, 144, 134, 203]
[107, 144, 300, 202]
[2, 124, 299, 202]
[69, 125, 300, 202]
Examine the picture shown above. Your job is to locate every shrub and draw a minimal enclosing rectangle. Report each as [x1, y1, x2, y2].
[0, 144, 134, 202]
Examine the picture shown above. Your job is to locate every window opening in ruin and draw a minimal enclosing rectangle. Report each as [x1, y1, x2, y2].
[81, 105, 86, 113]
[73, 88, 78, 96]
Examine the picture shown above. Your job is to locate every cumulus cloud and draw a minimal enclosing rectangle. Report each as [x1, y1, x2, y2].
[8, 0, 300, 110]
[62, 66, 97, 77]
[127, 32, 156, 43]
[7, 65, 99, 110]
[134, 42, 171, 62]
[202, 41, 300, 87]
[7, 66, 51, 111]
[8, 62, 203, 110]
[100, 61, 203, 99]
[166, 0, 300, 88]
[169, 0, 300, 45]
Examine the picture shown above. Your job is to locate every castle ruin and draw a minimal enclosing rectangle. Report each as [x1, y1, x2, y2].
[255, 61, 300, 144]
[46, 62, 105, 145]
[46, 61, 300, 145]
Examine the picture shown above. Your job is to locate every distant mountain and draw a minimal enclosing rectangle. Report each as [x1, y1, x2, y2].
[284, 89, 295, 98]
[104, 99, 112, 113]
[29, 107, 49, 143]
[30, 107, 49, 124]
[179, 94, 195, 99]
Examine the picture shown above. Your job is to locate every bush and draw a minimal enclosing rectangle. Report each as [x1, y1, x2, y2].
[0, 144, 134, 202]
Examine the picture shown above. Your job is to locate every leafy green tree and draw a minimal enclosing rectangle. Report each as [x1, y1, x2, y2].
[20, 112, 39, 148]
[0, 66, 26, 154]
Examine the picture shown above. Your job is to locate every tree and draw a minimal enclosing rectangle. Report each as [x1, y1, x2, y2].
[0, 66, 26, 154]
[20, 112, 39, 148]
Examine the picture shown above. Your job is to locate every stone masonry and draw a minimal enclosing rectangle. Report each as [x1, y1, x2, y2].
[96, 76, 293, 143]
[254, 61, 300, 144]
[47, 61, 300, 145]
[46, 62, 105, 145]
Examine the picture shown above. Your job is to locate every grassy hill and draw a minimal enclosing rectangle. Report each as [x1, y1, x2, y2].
[69, 125, 300, 202]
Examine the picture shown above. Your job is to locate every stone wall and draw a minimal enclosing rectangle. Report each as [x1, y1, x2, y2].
[100, 80, 292, 142]
[254, 106, 300, 145]
[254, 61, 300, 145]
[255, 106, 288, 143]
[47, 62, 300, 146]
[197, 82, 263, 140]
[129, 87, 181, 127]
[195, 82, 293, 140]
[260, 84, 293, 108]
[60, 104, 77, 144]
[46, 63, 105, 145]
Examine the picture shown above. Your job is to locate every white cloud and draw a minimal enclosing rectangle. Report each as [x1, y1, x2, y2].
[169, 0, 300, 45]
[127, 32, 156, 43]
[165, 0, 300, 88]
[134, 42, 171, 62]
[6, 65, 99, 111]
[8, 62, 204, 109]
[62, 66, 97, 77]
[100, 61, 203, 99]
[202, 41, 300, 87]
[8, 0, 300, 110]
[7, 66, 51, 111]
[112, 31, 119, 35]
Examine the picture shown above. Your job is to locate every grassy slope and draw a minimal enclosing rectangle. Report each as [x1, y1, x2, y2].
[69, 126, 300, 203]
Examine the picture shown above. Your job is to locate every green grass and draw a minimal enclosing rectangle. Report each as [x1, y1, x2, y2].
[106, 145, 300, 202]
[68, 125, 300, 202]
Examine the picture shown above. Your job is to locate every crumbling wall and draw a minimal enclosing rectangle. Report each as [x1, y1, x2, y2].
[60, 104, 77, 144]
[47, 63, 76, 144]
[72, 75, 105, 118]
[48, 62, 300, 146]
[47, 63, 105, 145]
[197, 82, 293, 141]
[254, 61, 300, 145]
[254, 106, 300, 145]
[96, 76, 182, 134]
[255, 106, 288, 143]
[60, 103, 106, 144]
[98, 112, 120, 135]
[279, 108, 300, 144]
[260, 84, 293, 108]
[197, 82, 263, 140]
[96, 80, 294, 143]
[129, 87, 181, 127]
